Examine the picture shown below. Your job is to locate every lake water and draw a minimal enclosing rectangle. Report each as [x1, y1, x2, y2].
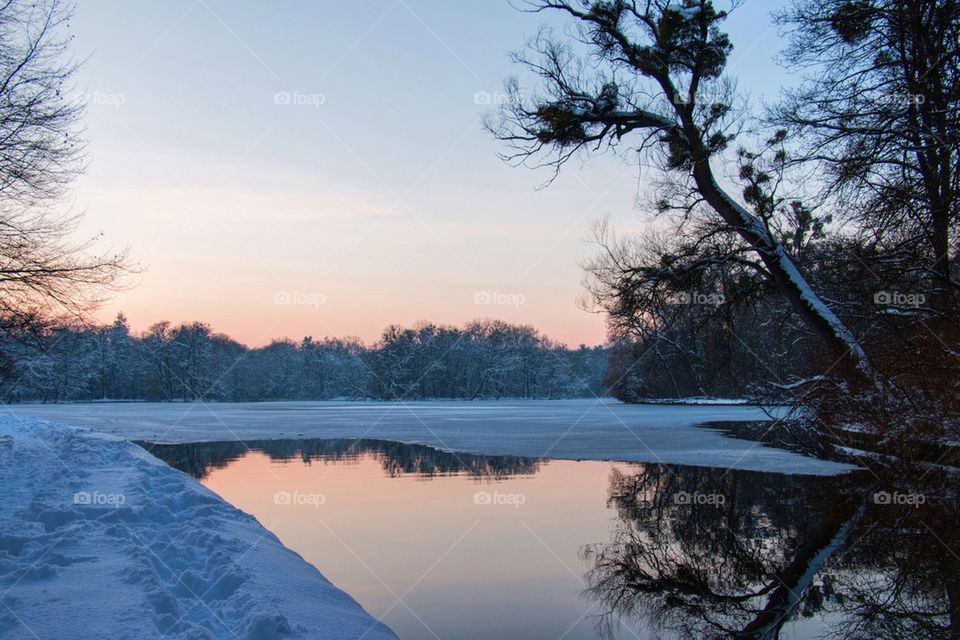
[142, 438, 959, 640]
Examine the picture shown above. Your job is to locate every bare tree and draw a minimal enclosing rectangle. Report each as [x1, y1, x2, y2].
[0, 0, 128, 337]
[776, 0, 960, 316]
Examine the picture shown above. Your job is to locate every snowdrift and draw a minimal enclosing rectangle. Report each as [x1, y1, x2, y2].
[0, 417, 395, 639]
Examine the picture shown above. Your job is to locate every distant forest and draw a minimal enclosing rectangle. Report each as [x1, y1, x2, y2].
[0, 316, 607, 402]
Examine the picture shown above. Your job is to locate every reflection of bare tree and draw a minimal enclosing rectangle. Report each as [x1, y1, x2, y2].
[815, 474, 960, 640]
[583, 466, 959, 640]
[139, 438, 542, 481]
[582, 464, 863, 639]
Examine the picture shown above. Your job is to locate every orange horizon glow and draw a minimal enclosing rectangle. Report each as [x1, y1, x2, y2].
[70, 1, 785, 353]
[94, 304, 609, 349]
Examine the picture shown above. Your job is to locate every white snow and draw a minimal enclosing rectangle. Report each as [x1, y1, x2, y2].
[640, 396, 752, 405]
[0, 416, 396, 640]
[666, 4, 701, 19]
[9, 399, 857, 475]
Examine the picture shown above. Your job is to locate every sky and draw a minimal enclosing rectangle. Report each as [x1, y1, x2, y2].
[70, 0, 792, 347]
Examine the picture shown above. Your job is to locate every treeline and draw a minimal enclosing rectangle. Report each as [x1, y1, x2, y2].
[0, 316, 607, 402]
[601, 302, 807, 403]
[596, 232, 959, 404]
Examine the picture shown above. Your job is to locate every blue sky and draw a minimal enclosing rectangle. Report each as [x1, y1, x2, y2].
[71, 0, 792, 346]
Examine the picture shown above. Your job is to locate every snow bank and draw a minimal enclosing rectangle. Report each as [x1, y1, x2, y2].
[638, 397, 752, 405]
[0, 416, 396, 640]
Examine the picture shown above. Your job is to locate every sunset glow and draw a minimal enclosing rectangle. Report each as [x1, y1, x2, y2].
[70, 0, 788, 346]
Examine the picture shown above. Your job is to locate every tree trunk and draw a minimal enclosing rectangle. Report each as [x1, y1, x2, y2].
[691, 159, 873, 379]
[736, 503, 865, 639]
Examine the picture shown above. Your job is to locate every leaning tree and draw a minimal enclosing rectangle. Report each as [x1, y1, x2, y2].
[488, 0, 875, 386]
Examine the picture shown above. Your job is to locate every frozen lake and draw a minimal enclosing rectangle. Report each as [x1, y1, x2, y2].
[8, 399, 854, 475]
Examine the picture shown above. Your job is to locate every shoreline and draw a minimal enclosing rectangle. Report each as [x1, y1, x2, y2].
[0, 417, 396, 640]
[6, 400, 855, 476]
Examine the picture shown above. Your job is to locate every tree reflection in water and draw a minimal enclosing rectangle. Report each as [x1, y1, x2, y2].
[582, 465, 960, 639]
[138, 438, 543, 481]
[141, 437, 958, 639]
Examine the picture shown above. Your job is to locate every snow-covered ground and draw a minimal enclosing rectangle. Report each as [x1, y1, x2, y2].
[8, 399, 855, 475]
[0, 416, 396, 640]
[639, 396, 752, 405]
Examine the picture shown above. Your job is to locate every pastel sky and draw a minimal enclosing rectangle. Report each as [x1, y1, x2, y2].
[70, 0, 791, 347]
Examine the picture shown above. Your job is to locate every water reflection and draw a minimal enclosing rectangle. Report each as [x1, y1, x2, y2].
[584, 465, 959, 639]
[141, 438, 959, 640]
[140, 438, 543, 480]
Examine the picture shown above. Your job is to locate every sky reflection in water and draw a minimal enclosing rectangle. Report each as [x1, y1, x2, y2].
[142, 439, 959, 640]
